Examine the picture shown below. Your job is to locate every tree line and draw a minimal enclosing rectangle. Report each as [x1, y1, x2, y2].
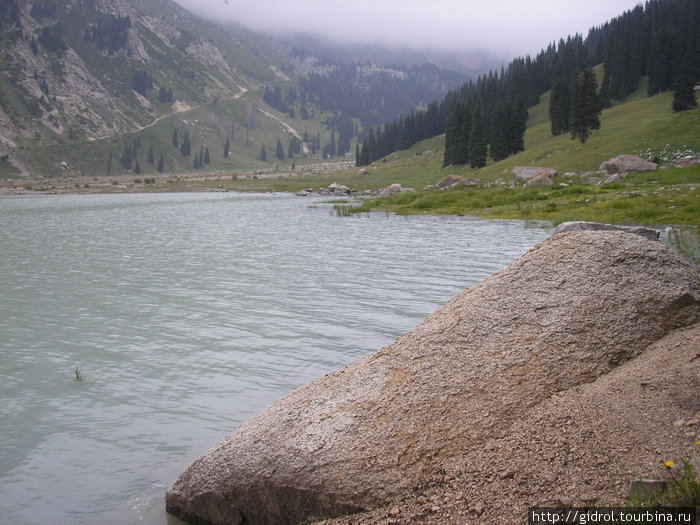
[357, 0, 699, 167]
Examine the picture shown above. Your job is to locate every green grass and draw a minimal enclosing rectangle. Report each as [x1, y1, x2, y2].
[309, 77, 700, 231]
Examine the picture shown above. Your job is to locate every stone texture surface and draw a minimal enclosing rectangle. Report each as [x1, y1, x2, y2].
[166, 231, 700, 525]
[322, 321, 700, 524]
[552, 221, 659, 241]
[599, 155, 658, 174]
[512, 166, 557, 182]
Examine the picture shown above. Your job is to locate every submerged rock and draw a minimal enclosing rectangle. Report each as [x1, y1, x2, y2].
[166, 231, 700, 525]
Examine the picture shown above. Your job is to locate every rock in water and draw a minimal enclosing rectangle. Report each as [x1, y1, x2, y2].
[166, 231, 700, 525]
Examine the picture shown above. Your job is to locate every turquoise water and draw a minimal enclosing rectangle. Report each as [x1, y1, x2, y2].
[0, 192, 551, 524]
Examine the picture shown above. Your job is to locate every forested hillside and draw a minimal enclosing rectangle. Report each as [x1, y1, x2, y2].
[357, 0, 700, 168]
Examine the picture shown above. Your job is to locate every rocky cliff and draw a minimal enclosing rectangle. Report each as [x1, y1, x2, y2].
[166, 230, 700, 525]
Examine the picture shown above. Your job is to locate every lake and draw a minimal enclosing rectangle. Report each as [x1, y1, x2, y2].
[0, 192, 552, 524]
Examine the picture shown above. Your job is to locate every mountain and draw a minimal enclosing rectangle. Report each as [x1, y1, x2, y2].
[0, 0, 469, 179]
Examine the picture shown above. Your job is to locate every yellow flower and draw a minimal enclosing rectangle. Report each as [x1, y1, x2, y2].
[696, 441, 700, 446]
[664, 461, 675, 468]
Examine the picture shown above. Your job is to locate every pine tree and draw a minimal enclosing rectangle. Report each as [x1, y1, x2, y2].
[224, 138, 230, 158]
[107, 151, 112, 174]
[193, 156, 199, 169]
[455, 104, 471, 166]
[199, 145, 204, 167]
[672, 51, 698, 112]
[172, 129, 178, 148]
[133, 160, 141, 174]
[489, 101, 509, 162]
[157, 154, 164, 173]
[275, 138, 284, 161]
[468, 109, 487, 169]
[549, 73, 571, 136]
[204, 147, 210, 165]
[508, 100, 527, 155]
[569, 67, 602, 144]
[180, 133, 190, 156]
[260, 144, 267, 162]
[443, 103, 464, 166]
[147, 144, 154, 164]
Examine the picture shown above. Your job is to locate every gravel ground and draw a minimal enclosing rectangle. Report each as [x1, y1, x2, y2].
[318, 322, 700, 525]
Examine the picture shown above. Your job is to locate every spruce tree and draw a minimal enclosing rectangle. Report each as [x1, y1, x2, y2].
[549, 73, 571, 136]
[489, 101, 509, 162]
[260, 144, 267, 162]
[569, 67, 602, 144]
[469, 109, 487, 169]
[672, 51, 698, 112]
[275, 138, 284, 161]
[455, 105, 471, 166]
[443, 104, 463, 166]
[223, 138, 230, 158]
[204, 147, 210, 165]
[157, 154, 164, 173]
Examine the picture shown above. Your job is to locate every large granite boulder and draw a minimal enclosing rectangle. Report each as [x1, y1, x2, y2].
[599, 155, 658, 174]
[166, 231, 700, 525]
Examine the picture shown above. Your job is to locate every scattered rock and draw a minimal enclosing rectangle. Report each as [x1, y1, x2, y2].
[599, 155, 658, 175]
[524, 173, 554, 186]
[552, 221, 659, 241]
[166, 231, 700, 525]
[437, 175, 481, 189]
[512, 166, 557, 182]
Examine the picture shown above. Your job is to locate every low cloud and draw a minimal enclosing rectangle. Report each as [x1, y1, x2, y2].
[174, 0, 641, 58]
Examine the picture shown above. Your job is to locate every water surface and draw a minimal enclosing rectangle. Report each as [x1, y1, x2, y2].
[0, 192, 552, 524]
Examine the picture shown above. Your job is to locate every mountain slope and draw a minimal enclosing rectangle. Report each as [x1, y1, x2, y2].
[0, 0, 468, 180]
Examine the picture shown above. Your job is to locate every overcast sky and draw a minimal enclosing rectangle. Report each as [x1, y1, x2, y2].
[173, 0, 642, 58]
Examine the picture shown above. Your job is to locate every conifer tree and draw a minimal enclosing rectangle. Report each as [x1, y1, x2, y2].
[260, 144, 267, 162]
[443, 103, 464, 166]
[455, 104, 471, 166]
[204, 147, 210, 165]
[107, 151, 112, 174]
[549, 73, 571, 136]
[275, 138, 284, 161]
[468, 109, 487, 169]
[172, 129, 178, 148]
[147, 144, 154, 164]
[180, 133, 190, 156]
[224, 138, 230, 158]
[489, 101, 509, 162]
[133, 160, 141, 174]
[672, 50, 698, 112]
[157, 154, 164, 173]
[569, 67, 602, 144]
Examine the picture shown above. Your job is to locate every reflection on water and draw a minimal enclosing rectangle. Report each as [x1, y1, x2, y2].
[0, 192, 551, 524]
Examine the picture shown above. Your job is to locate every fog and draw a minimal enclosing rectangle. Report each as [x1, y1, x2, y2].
[173, 0, 641, 57]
